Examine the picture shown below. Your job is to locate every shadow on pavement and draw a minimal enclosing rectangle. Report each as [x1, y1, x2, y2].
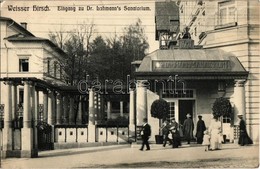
[38, 145, 131, 158]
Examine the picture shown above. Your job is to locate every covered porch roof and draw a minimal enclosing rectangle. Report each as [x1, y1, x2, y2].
[135, 49, 248, 80]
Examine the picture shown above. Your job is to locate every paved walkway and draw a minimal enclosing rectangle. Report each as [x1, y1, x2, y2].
[1, 143, 259, 168]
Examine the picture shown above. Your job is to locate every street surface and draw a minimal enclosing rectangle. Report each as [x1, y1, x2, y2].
[1, 143, 259, 168]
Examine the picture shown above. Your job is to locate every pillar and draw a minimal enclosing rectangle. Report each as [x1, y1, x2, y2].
[11, 83, 17, 120]
[43, 91, 48, 123]
[136, 80, 147, 126]
[233, 79, 246, 125]
[21, 81, 36, 157]
[56, 93, 62, 125]
[120, 101, 124, 117]
[88, 88, 95, 142]
[63, 95, 68, 124]
[77, 96, 82, 125]
[107, 101, 111, 119]
[129, 88, 136, 141]
[2, 81, 13, 157]
[69, 96, 74, 124]
[47, 90, 54, 125]
[34, 89, 39, 150]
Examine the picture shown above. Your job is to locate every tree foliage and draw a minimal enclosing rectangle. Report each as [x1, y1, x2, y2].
[212, 97, 232, 118]
[151, 99, 169, 120]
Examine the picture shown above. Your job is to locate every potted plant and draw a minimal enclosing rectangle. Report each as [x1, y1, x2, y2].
[212, 97, 232, 143]
[151, 98, 169, 144]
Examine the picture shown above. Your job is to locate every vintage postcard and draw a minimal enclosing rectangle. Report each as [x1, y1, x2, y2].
[0, 0, 259, 168]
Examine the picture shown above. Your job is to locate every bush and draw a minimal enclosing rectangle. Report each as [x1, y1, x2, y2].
[151, 99, 169, 120]
[212, 97, 232, 118]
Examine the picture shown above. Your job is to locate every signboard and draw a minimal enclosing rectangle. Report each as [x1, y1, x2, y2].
[153, 60, 231, 71]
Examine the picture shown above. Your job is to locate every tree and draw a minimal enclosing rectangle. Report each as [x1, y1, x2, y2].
[212, 97, 232, 118]
[151, 99, 169, 121]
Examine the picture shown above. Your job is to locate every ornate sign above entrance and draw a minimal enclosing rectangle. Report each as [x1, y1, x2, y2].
[153, 60, 231, 71]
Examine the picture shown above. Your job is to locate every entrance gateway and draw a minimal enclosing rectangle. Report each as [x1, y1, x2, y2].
[133, 46, 248, 143]
[163, 89, 196, 125]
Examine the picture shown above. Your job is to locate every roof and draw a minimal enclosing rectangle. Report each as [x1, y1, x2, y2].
[135, 48, 248, 80]
[5, 34, 67, 56]
[0, 17, 34, 37]
[1, 16, 67, 56]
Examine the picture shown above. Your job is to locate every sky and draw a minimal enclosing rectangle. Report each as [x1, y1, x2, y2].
[1, 0, 159, 53]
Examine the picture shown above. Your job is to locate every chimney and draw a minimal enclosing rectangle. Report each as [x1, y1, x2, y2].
[20, 22, 27, 30]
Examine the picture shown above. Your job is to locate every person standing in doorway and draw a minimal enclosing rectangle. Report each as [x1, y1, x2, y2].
[140, 118, 151, 151]
[196, 115, 206, 144]
[183, 113, 194, 144]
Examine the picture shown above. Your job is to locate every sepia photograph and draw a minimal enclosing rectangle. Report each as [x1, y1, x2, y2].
[0, 0, 259, 168]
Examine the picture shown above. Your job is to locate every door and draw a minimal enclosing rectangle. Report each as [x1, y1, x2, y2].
[178, 100, 194, 125]
[165, 99, 179, 123]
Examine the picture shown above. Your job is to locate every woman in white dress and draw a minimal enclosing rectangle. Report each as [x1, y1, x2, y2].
[208, 117, 222, 150]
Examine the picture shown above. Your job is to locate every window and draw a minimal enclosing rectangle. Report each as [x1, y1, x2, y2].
[47, 60, 50, 74]
[19, 59, 29, 72]
[54, 61, 57, 78]
[218, 0, 236, 25]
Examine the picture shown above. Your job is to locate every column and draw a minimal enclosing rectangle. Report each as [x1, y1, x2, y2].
[69, 96, 74, 124]
[120, 101, 124, 117]
[21, 81, 36, 157]
[11, 83, 17, 120]
[129, 88, 136, 140]
[233, 79, 246, 125]
[43, 91, 48, 123]
[77, 96, 82, 124]
[47, 90, 54, 125]
[34, 89, 39, 150]
[56, 93, 62, 125]
[136, 80, 147, 126]
[88, 88, 95, 142]
[2, 81, 13, 157]
[63, 95, 68, 124]
[107, 101, 111, 119]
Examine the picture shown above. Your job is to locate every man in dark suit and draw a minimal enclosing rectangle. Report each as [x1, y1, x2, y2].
[140, 118, 151, 151]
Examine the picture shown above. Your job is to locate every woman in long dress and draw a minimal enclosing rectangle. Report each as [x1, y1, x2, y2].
[208, 117, 222, 150]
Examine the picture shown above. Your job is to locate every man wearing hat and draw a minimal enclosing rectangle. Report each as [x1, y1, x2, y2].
[140, 118, 151, 151]
[183, 113, 194, 144]
[196, 115, 206, 144]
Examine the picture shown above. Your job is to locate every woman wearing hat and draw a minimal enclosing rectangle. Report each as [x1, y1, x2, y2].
[183, 113, 194, 144]
[238, 114, 253, 146]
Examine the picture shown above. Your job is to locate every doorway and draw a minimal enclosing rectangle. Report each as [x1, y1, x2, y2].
[178, 100, 194, 125]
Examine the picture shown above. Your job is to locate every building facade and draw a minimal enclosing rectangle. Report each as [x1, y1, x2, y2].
[177, 0, 259, 142]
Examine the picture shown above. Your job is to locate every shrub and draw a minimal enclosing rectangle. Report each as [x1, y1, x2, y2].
[212, 97, 232, 118]
[151, 99, 169, 120]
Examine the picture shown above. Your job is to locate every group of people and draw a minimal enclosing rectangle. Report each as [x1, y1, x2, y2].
[139, 114, 253, 151]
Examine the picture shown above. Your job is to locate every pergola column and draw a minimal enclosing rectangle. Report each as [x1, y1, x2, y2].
[88, 88, 95, 142]
[11, 83, 17, 120]
[2, 81, 13, 157]
[56, 93, 62, 125]
[21, 81, 37, 157]
[129, 88, 136, 140]
[63, 95, 68, 124]
[47, 90, 54, 125]
[136, 80, 148, 126]
[34, 88, 39, 150]
[69, 96, 74, 124]
[107, 101, 111, 119]
[77, 96, 82, 125]
[120, 101, 124, 117]
[43, 91, 48, 123]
